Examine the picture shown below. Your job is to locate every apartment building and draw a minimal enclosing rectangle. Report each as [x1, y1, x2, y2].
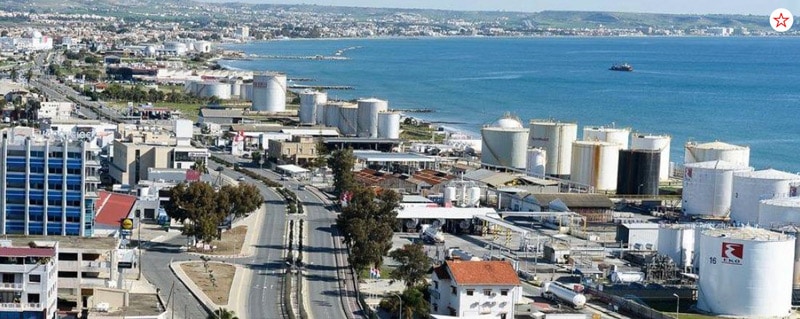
[0, 134, 101, 236]
[0, 241, 59, 319]
[267, 135, 318, 166]
[430, 260, 522, 318]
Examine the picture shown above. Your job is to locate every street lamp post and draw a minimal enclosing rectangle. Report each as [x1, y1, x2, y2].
[673, 293, 680, 319]
[392, 293, 402, 319]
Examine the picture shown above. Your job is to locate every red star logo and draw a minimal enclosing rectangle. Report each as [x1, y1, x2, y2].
[774, 12, 791, 28]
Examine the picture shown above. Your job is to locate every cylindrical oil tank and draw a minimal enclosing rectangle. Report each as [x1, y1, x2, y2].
[759, 197, 800, 228]
[685, 141, 750, 168]
[616, 149, 660, 195]
[682, 161, 752, 217]
[230, 80, 241, 99]
[323, 102, 342, 128]
[529, 120, 578, 178]
[773, 225, 800, 289]
[356, 98, 388, 137]
[656, 225, 696, 269]
[240, 83, 253, 100]
[526, 148, 546, 177]
[377, 112, 401, 139]
[730, 169, 800, 225]
[299, 90, 327, 125]
[697, 228, 794, 317]
[206, 82, 232, 99]
[252, 73, 287, 112]
[337, 103, 359, 136]
[570, 141, 620, 191]
[631, 134, 671, 181]
[443, 186, 457, 205]
[583, 126, 630, 150]
[467, 186, 481, 207]
[481, 115, 529, 170]
[315, 93, 329, 125]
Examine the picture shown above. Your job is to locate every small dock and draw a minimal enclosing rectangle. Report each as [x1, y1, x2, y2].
[288, 85, 354, 90]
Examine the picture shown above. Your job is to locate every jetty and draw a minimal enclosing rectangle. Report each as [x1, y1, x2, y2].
[288, 84, 354, 90]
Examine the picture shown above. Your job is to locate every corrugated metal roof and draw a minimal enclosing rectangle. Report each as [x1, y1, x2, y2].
[462, 169, 517, 187]
[530, 193, 613, 209]
[200, 109, 244, 118]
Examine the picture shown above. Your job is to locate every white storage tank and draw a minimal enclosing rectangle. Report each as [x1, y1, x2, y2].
[323, 102, 342, 128]
[299, 90, 327, 125]
[730, 169, 800, 225]
[529, 120, 578, 178]
[230, 80, 242, 99]
[443, 186, 457, 205]
[631, 134, 671, 181]
[206, 82, 232, 100]
[467, 186, 481, 207]
[570, 141, 620, 191]
[759, 197, 800, 227]
[252, 73, 287, 112]
[657, 225, 697, 270]
[240, 83, 253, 100]
[682, 161, 752, 217]
[583, 126, 630, 150]
[697, 228, 794, 317]
[685, 141, 750, 168]
[526, 148, 546, 177]
[337, 103, 359, 136]
[356, 98, 389, 137]
[377, 112, 400, 139]
[480, 114, 529, 170]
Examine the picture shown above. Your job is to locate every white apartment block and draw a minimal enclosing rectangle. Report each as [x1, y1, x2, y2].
[0, 241, 59, 319]
[38, 102, 74, 121]
[430, 260, 522, 318]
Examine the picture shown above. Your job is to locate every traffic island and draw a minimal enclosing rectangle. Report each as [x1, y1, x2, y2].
[176, 261, 236, 306]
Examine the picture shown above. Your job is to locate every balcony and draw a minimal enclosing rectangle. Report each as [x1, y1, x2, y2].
[81, 260, 110, 271]
[0, 283, 23, 290]
[26, 303, 41, 309]
[0, 303, 21, 310]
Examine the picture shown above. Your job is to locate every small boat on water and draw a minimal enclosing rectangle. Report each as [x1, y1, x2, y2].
[609, 63, 633, 72]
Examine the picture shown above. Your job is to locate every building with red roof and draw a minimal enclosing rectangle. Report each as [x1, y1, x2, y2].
[94, 191, 137, 235]
[430, 260, 521, 318]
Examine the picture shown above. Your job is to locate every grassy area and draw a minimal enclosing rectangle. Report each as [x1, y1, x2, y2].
[358, 265, 394, 280]
[400, 122, 445, 143]
[107, 101, 203, 121]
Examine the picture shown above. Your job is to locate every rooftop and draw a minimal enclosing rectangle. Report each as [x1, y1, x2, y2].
[353, 151, 435, 163]
[703, 227, 793, 242]
[0, 247, 56, 257]
[6, 236, 118, 250]
[396, 206, 497, 220]
[95, 191, 137, 227]
[687, 141, 748, 150]
[734, 169, 800, 181]
[412, 169, 456, 186]
[684, 160, 750, 170]
[526, 193, 614, 209]
[200, 108, 244, 118]
[761, 197, 800, 208]
[444, 260, 520, 286]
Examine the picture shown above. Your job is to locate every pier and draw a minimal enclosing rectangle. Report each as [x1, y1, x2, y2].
[390, 108, 434, 113]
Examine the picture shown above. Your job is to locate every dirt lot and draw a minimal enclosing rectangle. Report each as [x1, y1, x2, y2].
[191, 225, 248, 255]
[181, 262, 236, 305]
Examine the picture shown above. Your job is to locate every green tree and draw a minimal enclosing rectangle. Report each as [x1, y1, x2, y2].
[191, 159, 209, 174]
[337, 186, 400, 273]
[328, 148, 356, 197]
[207, 308, 239, 319]
[84, 55, 99, 64]
[164, 182, 263, 244]
[379, 286, 430, 319]
[389, 243, 431, 288]
[251, 151, 262, 165]
[9, 68, 18, 82]
[24, 68, 33, 83]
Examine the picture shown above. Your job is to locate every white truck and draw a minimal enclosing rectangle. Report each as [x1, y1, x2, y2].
[541, 281, 587, 309]
[419, 224, 445, 244]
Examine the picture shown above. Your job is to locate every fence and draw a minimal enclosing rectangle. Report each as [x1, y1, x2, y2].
[587, 288, 673, 319]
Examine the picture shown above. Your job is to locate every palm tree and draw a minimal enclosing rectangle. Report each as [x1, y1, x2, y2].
[207, 308, 238, 319]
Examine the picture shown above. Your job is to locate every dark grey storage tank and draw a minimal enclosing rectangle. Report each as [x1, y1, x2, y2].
[617, 150, 660, 195]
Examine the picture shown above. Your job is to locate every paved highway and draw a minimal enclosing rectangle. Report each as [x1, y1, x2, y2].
[213, 153, 359, 319]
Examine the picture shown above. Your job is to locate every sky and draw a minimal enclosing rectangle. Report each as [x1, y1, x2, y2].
[214, 0, 799, 15]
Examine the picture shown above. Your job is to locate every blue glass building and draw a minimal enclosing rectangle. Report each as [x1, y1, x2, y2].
[0, 135, 100, 236]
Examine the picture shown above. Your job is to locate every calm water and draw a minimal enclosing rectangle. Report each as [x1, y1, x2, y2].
[221, 37, 800, 172]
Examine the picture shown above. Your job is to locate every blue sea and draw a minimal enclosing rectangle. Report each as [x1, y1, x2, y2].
[220, 37, 800, 172]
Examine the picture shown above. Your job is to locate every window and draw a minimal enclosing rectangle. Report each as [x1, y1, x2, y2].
[29, 274, 40, 283]
[500, 289, 508, 296]
[483, 289, 492, 296]
[451, 286, 456, 294]
[49, 151, 64, 158]
[433, 303, 438, 312]
[466, 289, 474, 296]
[433, 281, 438, 289]
[28, 293, 39, 303]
